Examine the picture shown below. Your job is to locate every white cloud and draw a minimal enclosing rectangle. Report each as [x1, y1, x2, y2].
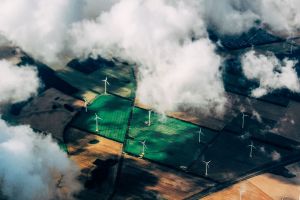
[0, 0, 299, 114]
[241, 50, 300, 98]
[0, 0, 83, 64]
[0, 60, 40, 104]
[82, 0, 120, 19]
[0, 120, 81, 200]
[249, 0, 300, 34]
[203, 0, 300, 35]
[0, 59, 81, 199]
[202, 0, 259, 35]
[136, 39, 226, 114]
[70, 0, 227, 114]
[0, 35, 10, 46]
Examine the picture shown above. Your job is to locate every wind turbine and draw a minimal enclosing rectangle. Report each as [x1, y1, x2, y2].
[83, 97, 88, 112]
[102, 76, 110, 95]
[197, 128, 205, 143]
[203, 160, 211, 176]
[241, 112, 248, 129]
[248, 141, 256, 158]
[94, 113, 102, 132]
[139, 140, 147, 158]
[147, 110, 152, 126]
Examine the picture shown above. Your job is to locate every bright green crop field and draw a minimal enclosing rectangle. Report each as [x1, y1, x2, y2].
[71, 94, 132, 142]
[70, 93, 219, 170]
[124, 107, 218, 169]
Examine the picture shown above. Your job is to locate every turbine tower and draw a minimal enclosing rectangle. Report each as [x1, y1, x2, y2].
[203, 160, 211, 176]
[148, 110, 152, 126]
[83, 97, 88, 112]
[94, 113, 102, 132]
[248, 141, 256, 158]
[102, 76, 110, 95]
[197, 128, 205, 143]
[139, 140, 147, 158]
[241, 112, 248, 129]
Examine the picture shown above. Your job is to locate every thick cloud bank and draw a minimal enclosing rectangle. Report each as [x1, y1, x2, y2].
[203, 0, 259, 35]
[0, 0, 300, 114]
[0, 0, 121, 64]
[0, 120, 81, 200]
[0, 60, 39, 104]
[0, 60, 81, 200]
[204, 0, 300, 35]
[70, 0, 227, 114]
[241, 51, 300, 97]
[251, 0, 300, 33]
[0, 0, 83, 64]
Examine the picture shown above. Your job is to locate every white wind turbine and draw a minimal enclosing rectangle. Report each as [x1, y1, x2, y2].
[139, 140, 147, 158]
[241, 112, 248, 129]
[248, 141, 256, 158]
[203, 160, 211, 176]
[197, 128, 205, 143]
[102, 76, 110, 95]
[83, 97, 88, 112]
[94, 113, 102, 132]
[147, 110, 152, 126]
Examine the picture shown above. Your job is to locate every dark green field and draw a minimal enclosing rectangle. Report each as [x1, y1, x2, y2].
[71, 95, 220, 170]
[71, 94, 132, 142]
[89, 63, 136, 99]
[124, 107, 218, 169]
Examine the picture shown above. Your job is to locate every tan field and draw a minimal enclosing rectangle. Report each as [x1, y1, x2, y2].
[203, 162, 300, 200]
[65, 127, 123, 200]
[113, 154, 215, 200]
[202, 180, 272, 200]
[248, 162, 300, 200]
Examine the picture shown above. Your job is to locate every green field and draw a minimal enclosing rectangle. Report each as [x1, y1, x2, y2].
[56, 62, 136, 100]
[88, 64, 136, 99]
[71, 94, 132, 142]
[124, 107, 218, 169]
[70, 90, 220, 170]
